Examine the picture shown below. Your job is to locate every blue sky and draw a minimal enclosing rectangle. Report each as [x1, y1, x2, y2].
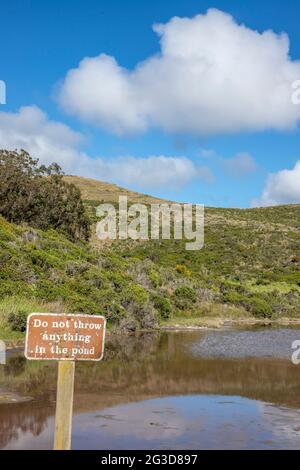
[1, 0, 300, 207]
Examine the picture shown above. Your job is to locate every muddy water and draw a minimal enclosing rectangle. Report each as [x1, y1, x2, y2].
[1, 327, 300, 449]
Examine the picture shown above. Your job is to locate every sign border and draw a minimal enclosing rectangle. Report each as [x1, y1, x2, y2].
[24, 313, 106, 362]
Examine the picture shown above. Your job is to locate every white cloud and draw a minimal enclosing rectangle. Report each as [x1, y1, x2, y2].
[0, 105, 84, 169]
[97, 155, 206, 189]
[223, 152, 257, 177]
[253, 160, 300, 206]
[59, 9, 300, 136]
[0, 106, 205, 190]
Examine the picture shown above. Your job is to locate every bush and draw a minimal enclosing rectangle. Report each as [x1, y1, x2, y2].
[137, 303, 158, 329]
[175, 286, 197, 301]
[176, 264, 191, 276]
[7, 310, 28, 332]
[151, 294, 171, 319]
[148, 269, 162, 288]
[0, 149, 90, 241]
[223, 290, 273, 318]
[246, 297, 273, 318]
[119, 300, 158, 331]
[122, 284, 149, 305]
[223, 291, 244, 304]
[174, 286, 197, 309]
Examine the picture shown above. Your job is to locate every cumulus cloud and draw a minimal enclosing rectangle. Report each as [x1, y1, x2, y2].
[253, 160, 300, 206]
[0, 106, 206, 190]
[59, 8, 300, 136]
[223, 152, 257, 177]
[0, 105, 84, 169]
[98, 155, 207, 188]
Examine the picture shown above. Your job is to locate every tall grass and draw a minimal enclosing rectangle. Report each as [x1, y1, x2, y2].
[0, 296, 65, 339]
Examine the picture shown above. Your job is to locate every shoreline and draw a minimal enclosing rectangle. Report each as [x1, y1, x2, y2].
[3, 316, 300, 348]
[160, 316, 300, 330]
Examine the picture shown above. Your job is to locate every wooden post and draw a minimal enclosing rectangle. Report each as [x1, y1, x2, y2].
[54, 361, 75, 450]
[25, 313, 106, 449]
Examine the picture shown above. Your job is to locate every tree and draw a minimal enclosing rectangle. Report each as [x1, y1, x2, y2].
[0, 149, 90, 241]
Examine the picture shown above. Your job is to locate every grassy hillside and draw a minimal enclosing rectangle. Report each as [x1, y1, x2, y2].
[0, 176, 299, 338]
[63, 175, 169, 205]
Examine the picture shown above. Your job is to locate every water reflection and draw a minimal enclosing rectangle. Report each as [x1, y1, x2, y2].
[1, 329, 300, 449]
[0, 402, 53, 449]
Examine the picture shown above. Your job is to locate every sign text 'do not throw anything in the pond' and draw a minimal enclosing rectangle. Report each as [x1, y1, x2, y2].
[25, 313, 106, 361]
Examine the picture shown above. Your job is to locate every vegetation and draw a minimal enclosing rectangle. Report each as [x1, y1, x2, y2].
[0, 150, 90, 241]
[0, 167, 299, 337]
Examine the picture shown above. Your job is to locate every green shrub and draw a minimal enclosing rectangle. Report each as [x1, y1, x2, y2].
[151, 294, 171, 319]
[174, 286, 197, 309]
[7, 310, 28, 332]
[123, 284, 149, 305]
[175, 286, 196, 301]
[148, 269, 162, 288]
[176, 264, 191, 276]
[223, 290, 272, 318]
[223, 291, 244, 304]
[246, 297, 273, 318]
[0, 149, 90, 241]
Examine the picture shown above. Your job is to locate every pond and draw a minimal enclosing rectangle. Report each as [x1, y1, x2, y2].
[1, 327, 300, 449]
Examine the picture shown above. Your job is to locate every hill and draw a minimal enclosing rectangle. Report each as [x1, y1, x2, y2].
[63, 176, 169, 205]
[0, 176, 299, 338]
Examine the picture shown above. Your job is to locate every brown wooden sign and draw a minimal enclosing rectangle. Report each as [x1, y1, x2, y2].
[25, 313, 106, 361]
